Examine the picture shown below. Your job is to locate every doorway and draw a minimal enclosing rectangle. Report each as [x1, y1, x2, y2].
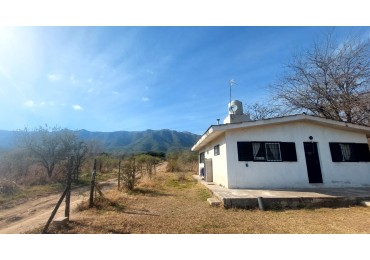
[204, 158, 213, 182]
[303, 142, 323, 184]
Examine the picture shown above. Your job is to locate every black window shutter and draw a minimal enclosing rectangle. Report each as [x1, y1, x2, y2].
[354, 143, 370, 162]
[329, 143, 343, 162]
[280, 142, 297, 162]
[237, 142, 253, 161]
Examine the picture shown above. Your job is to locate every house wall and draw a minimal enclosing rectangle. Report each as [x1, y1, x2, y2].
[225, 122, 370, 189]
[198, 134, 228, 187]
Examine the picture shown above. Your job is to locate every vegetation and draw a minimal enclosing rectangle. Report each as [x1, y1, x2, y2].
[15, 126, 76, 178]
[32, 162, 370, 234]
[244, 101, 284, 120]
[166, 150, 198, 173]
[114, 153, 162, 191]
[0, 125, 190, 204]
[272, 32, 370, 125]
[0, 178, 18, 196]
[0, 125, 96, 201]
[120, 157, 138, 191]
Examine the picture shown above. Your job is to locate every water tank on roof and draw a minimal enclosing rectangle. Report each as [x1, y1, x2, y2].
[228, 100, 243, 115]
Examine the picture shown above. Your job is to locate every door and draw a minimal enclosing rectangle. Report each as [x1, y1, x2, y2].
[303, 142, 323, 184]
[204, 158, 213, 182]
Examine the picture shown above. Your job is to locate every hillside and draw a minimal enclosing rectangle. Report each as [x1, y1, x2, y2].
[0, 129, 200, 153]
[0, 130, 15, 151]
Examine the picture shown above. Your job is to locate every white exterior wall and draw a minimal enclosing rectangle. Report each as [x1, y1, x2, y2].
[225, 122, 370, 189]
[198, 134, 229, 187]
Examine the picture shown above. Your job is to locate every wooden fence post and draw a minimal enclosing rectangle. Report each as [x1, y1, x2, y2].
[89, 159, 97, 208]
[42, 186, 68, 234]
[118, 159, 121, 190]
[65, 157, 73, 220]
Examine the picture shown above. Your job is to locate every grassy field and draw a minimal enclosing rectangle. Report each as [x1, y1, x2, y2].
[36, 164, 370, 234]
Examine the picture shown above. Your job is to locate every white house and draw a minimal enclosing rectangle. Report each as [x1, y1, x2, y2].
[191, 100, 370, 189]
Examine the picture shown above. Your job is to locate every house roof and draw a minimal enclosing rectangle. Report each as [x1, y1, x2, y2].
[191, 114, 370, 152]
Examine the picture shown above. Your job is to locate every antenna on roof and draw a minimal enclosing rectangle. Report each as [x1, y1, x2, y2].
[229, 79, 238, 116]
[229, 79, 235, 107]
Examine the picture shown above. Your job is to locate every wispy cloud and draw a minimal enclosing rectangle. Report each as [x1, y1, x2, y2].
[23, 100, 47, 107]
[142, 97, 149, 101]
[23, 100, 35, 107]
[87, 88, 94, 93]
[48, 73, 62, 81]
[70, 74, 77, 85]
[72, 104, 83, 111]
[112, 91, 119, 95]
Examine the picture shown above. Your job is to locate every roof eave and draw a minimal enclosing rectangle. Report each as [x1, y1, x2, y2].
[191, 114, 370, 152]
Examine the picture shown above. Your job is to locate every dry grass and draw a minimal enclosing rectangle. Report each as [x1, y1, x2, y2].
[36, 165, 370, 234]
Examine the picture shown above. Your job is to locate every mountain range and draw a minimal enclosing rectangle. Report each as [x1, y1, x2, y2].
[0, 129, 200, 154]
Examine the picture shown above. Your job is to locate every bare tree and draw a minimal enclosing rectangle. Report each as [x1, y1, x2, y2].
[272, 32, 370, 125]
[71, 141, 88, 181]
[86, 139, 103, 157]
[244, 101, 283, 120]
[16, 126, 79, 178]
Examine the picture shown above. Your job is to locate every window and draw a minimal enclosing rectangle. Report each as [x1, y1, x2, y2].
[329, 142, 370, 162]
[252, 142, 265, 161]
[237, 141, 296, 162]
[214, 145, 220, 156]
[339, 144, 355, 161]
[199, 152, 205, 163]
[265, 143, 282, 161]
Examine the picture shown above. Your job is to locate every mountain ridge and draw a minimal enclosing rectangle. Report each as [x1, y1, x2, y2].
[0, 129, 200, 153]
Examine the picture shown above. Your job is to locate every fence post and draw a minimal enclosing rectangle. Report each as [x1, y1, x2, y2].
[42, 187, 68, 234]
[65, 157, 73, 220]
[118, 159, 121, 190]
[89, 159, 97, 208]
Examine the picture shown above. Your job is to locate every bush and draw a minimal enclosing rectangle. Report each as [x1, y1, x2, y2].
[121, 157, 138, 191]
[166, 151, 198, 173]
[0, 178, 18, 195]
[136, 154, 161, 178]
[96, 154, 117, 173]
[166, 158, 181, 172]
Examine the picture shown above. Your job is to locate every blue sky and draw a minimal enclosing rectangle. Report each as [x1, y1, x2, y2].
[0, 26, 369, 134]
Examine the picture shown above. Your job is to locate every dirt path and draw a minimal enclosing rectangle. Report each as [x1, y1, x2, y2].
[0, 179, 117, 234]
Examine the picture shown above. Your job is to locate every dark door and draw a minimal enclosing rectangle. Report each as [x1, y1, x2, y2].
[204, 158, 213, 182]
[303, 142, 323, 184]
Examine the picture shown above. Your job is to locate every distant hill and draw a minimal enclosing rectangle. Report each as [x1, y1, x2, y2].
[0, 130, 16, 151]
[0, 129, 200, 154]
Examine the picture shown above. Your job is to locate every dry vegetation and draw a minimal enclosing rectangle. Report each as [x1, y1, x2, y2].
[31, 162, 370, 234]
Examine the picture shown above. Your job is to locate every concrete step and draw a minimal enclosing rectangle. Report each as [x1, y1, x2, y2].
[207, 197, 222, 207]
[361, 201, 370, 207]
[53, 217, 68, 228]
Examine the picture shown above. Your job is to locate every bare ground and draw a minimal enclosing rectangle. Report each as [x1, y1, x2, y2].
[35, 163, 370, 234]
[0, 179, 116, 234]
[2, 162, 370, 234]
